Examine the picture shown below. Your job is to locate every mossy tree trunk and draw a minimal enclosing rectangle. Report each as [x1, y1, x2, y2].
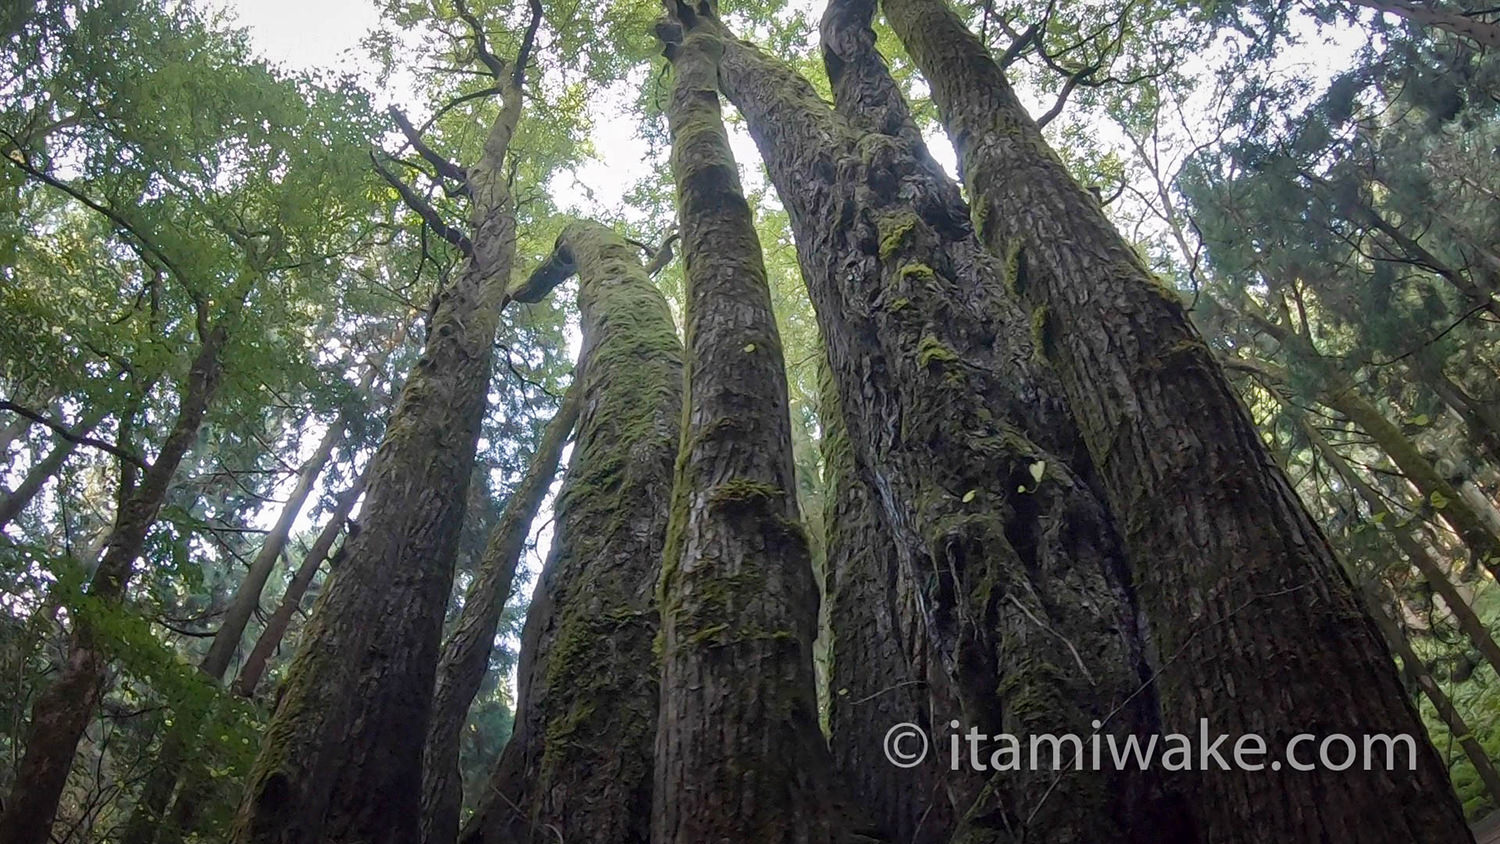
[652, 17, 839, 842]
[881, 0, 1473, 838]
[820, 360, 966, 844]
[458, 221, 682, 844]
[421, 383, 580, 844]
[671, 3, 1170, 840]
[0, 312, 233, 844]
[230, 34, 531, 844]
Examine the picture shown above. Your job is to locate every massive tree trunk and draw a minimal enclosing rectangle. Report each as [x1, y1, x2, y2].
[421, 384, 580, 844]
[651, 21, 839, 842]
[231, 40, 530, 844]
[0, 404, 105, 531]
[459, 221, 682, 844]
[882, 0, 1473, 838]
[820, 361, 964, 844]
[671, 3, 1170, 840]
[0, 318, 231, 844]
[233, 468, 368, 699]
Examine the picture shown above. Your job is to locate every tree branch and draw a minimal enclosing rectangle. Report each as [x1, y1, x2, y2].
[0, 401, 145, 469]
[389, 107, 468, 186]
[370, 152, 473, 257]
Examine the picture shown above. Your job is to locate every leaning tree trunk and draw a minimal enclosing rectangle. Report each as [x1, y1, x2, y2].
[881, 0, 1474, 838]
[0, 318, 231, 844]
[458, 221, 682, 844]
[233, 468, 368, 699]
[1361, 581, 1500, 807]
[673, 3, 1171, 840]
[230, 52, 528, 844]
[0, 404, 105, 531]
[652, 23, 839, 842]
[1293, 410, 1500, 681]
[421, 383, 580, 844]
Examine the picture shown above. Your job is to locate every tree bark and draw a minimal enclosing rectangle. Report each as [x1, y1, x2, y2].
[821, 359, 964, 844]
[0, 404, 105, 531]
[231, 48, 528, 844]
[232, 469, 368, 699]
[421, 383, 580, 844]
[882, 0, 1473, 838]
[1361, 581, 1500, 808]
[673, 3, 1170, 839]
[652, 22, 839, 842]
[1344, 0, 1500, 49]
[458, 221, 682, 844]
[0, 320, 231, 844]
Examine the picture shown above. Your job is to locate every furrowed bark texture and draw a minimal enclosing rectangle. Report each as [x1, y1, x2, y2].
[459, 221, 682, 844]
[882, 0, 1473, 838]
[0, 323, 229, 844]
[422, 384, 581, 844]
[231, 72, 525, 844]
[652, 24, 838, 843]
[674, 4, 1169, 840]
[233, 469, 368, 699]
[820, 360, 963, 844]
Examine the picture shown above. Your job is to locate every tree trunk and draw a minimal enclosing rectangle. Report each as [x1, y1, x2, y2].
[421, 384, 580, 844]
[458, 221, 682, 844]
[1361, 581, 1500, 808]
[820, 359, 965, 844]
[1295, 411, 1500, 681]
[1344, 0, 1500, 48]
[675, 4, 1171, 839]
[882, 0, 1473, 839]
[652, 23, 840, 842]
[0, 321, 230, 844]
[232, 468, 368, 699]
[0, 404, 105, 531]
[1414, 351, 1500, 466]
[231, 62, 527, 844]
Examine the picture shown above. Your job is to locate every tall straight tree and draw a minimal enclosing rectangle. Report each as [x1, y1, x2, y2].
[230, 5, 543, 841]
[667, 2, 1170, 838]
[422, 382, 580, 844]
[880, 0, 1474, 838]
[460, 221, 683, 844]
[652, 16, 838, 841]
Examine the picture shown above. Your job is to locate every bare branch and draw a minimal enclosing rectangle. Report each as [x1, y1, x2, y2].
[0, 401, 145, 469]
[453, 0, 509, 79]
[389, 107, 468, 186]
[370, 152, 473, 257]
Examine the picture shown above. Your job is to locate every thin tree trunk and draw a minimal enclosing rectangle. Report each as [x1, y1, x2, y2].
[652, 23, 838, 842]
[200, 413, 345, 679]
[421, 384, 580, 844]
[1295, 410, 1500, 680]
[233, 468, 368, 699]
[677, 4, 1171, 839]
[0, 319, 231, 844]
[458, 221, 682, 844]
[0, 405, 105, 531]
[882, 0, 1473, 839]
[1415, 351, 1500, 465]
[1361, 581, 1500, 807]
